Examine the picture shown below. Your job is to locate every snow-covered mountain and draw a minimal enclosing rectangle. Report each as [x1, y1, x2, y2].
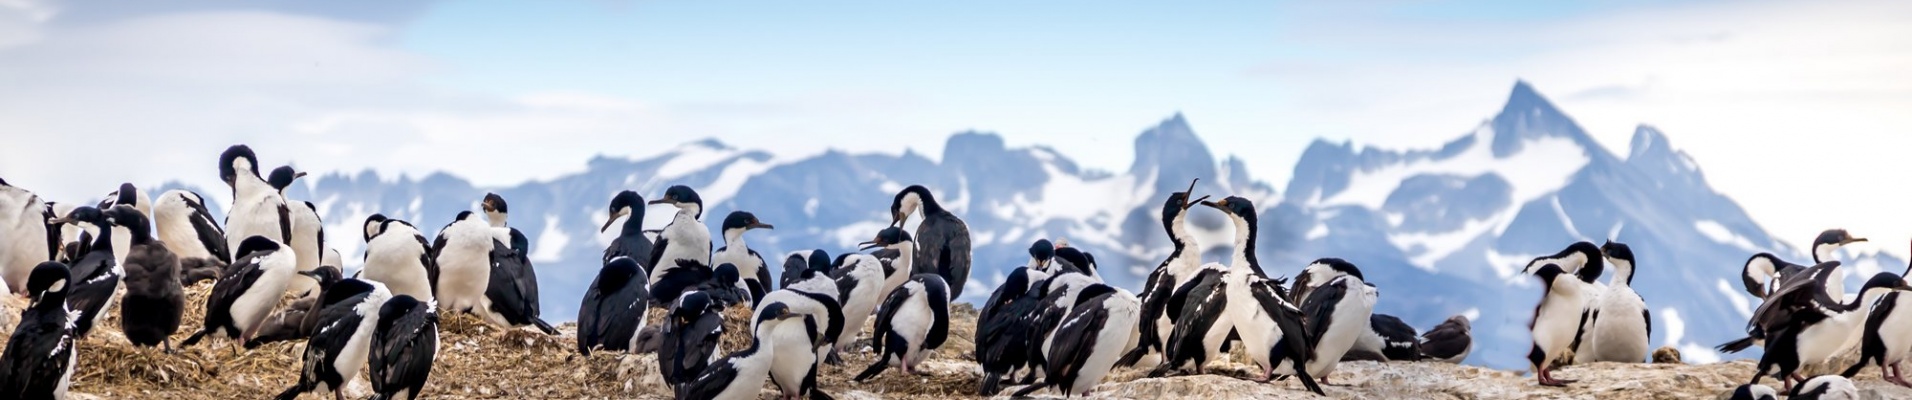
[146, 81, 1900, 369]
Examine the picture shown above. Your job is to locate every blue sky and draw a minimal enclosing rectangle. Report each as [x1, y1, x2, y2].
[1, 0, 1909, 255]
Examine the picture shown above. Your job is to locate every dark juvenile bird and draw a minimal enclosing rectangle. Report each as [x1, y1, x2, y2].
[1419, 315, 1474, 363]
[577, 256, 650, 355]
[109, 206, 187, 351]
[46, 205, 123, 338]
[890, 185, 972, 299]
[369, 295, 439, 400]
[0, 263, 79, 400]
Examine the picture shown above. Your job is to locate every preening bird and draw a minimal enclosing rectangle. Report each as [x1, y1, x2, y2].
[219, 145, 294, 261]
[576, 256, 650, 355]
[890, 185, 972, 299]
[482, 227, 557, 334]
[274, 279, 393, 400]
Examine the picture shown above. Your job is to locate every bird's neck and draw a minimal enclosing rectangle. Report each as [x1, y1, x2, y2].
[675, 205, 702, 222]
[125, 223, 153, 245]
[619, 211, 646, 236]
[89, 223, 113, 251]
[1230, 217, 1260, 275]
[233, 174, 272, 199]
[1610, 259, 1634, 287]
[486, 211, 507, 228]
[723, 228, 746, 249]
[1169, 212, 1193, 257]
[1814, 243, 1842, 264]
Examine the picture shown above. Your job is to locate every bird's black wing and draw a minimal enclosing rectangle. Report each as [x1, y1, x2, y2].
[646, 236, 670, 274]
[1419, 320, 1470, 360]
[1300, 279, 1348, 344]
[1249, 279, 1315, 363]
[920, 275, 950, 349]
[275, 202, 292, 244]
[1370, 314, 1420, 361]
[751, 249, 773, 298]
[938, 217, 973, 297]
[414, 234, 440, 292]
[576, 278, 606, 354]
[1164, 272, 1226, 363]
[181, 193, 231, 263]
[1048, 295, 1109, 385]
[681, 311, 724, 382]
[871, 283, 911, 351]
[678, 359, 738, 400]
[429, 228, 450, 261]
[1749, 261, 1840, 332]
[0, 309, 74, 397]
[205, 254, 267, 334]
[373, 306, 438, 397]
[486, 240, 537, 326]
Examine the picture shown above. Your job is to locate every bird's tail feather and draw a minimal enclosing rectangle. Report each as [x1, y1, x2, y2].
[1716, 337, 1758, 353]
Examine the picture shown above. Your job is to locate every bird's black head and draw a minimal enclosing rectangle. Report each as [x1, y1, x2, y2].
[756, 301, 799, 326]
[649, 185, 703, 215]
[1816, 229, 1867, 247]
[1308, 257, 1365, 282]
[860, 226, 912, 250]
[453, 210, 476, 222]
[1028, 239, 1055, 263]
[807, 249, 832, 274]
[320, 278, 376, 307]
[1860, 271, 1912, 292]
[0, 177, 9, 186]
[1601, 241, 1635, 264]
[234, 236, 282, 259]
[1159, 179, 1209, 225]
[26, 261, 71, 303]
[1056, 247, 1091, 273]
[218, 144, 259, 185]
[266, 166, 303, 192]
[113, 183, 138, 206]
[721, 211, 773, 232]
[601, 190, 645, 233]
[889, 185, 936, 226]
[1200, 196, 1259, 225]
[714, 263, 742, 285]
[832, 253, 854, 269]
[104, 205, 150, 237]
[301, 265, 344, 288]
[597, 257, 643, 292]
[482, 192, 508, 214]
[51, 205, 110, 229]
[362, 213, 389, 242]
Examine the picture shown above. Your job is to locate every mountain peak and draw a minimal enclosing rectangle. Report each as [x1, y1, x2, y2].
[1628, 125, 1669, 161]
[1489, 81, 1596, 158]
[1128, 114, 1216, 182]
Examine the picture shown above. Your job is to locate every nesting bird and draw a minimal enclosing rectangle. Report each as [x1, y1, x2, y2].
[152, 189, 229, 285]
[679, 302, 809, 400]
[1010, 284, 1139, 398]
[599, 190, 655, 266]
[431, 210, 500, 315]
[360, 215, 438, 302]
[369, 294, 439, 400]
[1419, 315, 1474, 363]
[576, 256, 650, 355]
[483, 227, 556, 334]
[182, 236, 298, 349]
[713, 211, 774, 305]
[219, 145, 294, 260]
[754, 269, 844, 400]
[853, 274, 951, 381]
[660, 290, 726, 387]
[647, 185, 712, 304]
[274, 279, 393, 400]
[0, 262, 79, 399]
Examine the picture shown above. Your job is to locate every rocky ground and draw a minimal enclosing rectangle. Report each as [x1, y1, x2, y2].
[7, 284, 1912, 399]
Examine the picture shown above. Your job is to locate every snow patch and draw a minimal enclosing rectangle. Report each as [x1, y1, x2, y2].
[1549, 196, 1583, 240]
[1389, 216, 1498, 272]
[1486, 249, 1539, 282]
[1714, 279, 1753, 319]
[1694, 220, 1759, 252]
[656, 141, 745, 178]
[698, 156, 780, 207]
[1317, 126, 1588, 212]
[832, 221, 892, 248]
[531, 214, 569, 263]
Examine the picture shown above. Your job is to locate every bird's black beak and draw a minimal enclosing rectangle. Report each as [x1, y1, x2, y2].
[293, 171, 307, 180]
[890, 211, 905, 227]
[647, 196, 672, 205]
[859, 240, 881, 251]
[1184, 195, 1211, 210]
[1199, 198, 1226, 210]
[47, 217, 73, 225]
[1847, 237, 1870, 245]
[599, 216, 618, 233]
[749, 222, 774, 230]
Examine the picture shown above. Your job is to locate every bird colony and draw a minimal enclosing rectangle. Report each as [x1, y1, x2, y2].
[0, 145, 1899, 400]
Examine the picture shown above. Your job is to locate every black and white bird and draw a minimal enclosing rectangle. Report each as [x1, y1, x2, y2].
[1346, 313, 1420, 362]
[182, 236, 298, 349]
[890, 185, 972, 299]
[1728, 383, 1779, 400]
[1050, 245, 1100, 283]
[1725, 262, 1910, 391]
[360, 216, 437, 302]
[778, 250, 832, 289]
[1523, 241, 1605, 364]
[599, 190, 655, 266]
[285, 196, 325, 297]
[661, 290, 726, 386]
[152, 189, 229, 285]
[219, 145, 294, 260]
[1027, 271, 1105, 378]
[483, 228, 557, 334]
[648, 185, 712, 303]
[431, 210, 499, 315]
[576, 256, 650, 355]
[45, 201, 81, 266]
[1578, 241, 1650, 364]
[679, 302, 808, 400]
[0, 179, 52, 294]
[1026, 239, 1055, 273]
[713, 211, 774, 306]
[1150, 263, 1232, 377]
[1741, 229, 1868, 299]
[369, 294, 439, 400]
[110, 206, 187, 351]
[1528, 263, 1590, 386]
[46, 206, 123, 338]
[1790, 375, 1858, 400]
[1126, 180, 1208, 368]
[853, 274, 951, 381]
[1222, 272, 1324, 395]
[1841, 240, 1912, 387]
[0, 262, 78, 400]
[1010, 284, 1140, 398]
[96, 182, 152, 217]
[828, 253, 892, 363]
[1419, 315, 1474, 363]
[861, 227, 916, 301]
[754, 270, 844, 400]
[1294, 259, 1374, 383]
[273, 279, 393, 400]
